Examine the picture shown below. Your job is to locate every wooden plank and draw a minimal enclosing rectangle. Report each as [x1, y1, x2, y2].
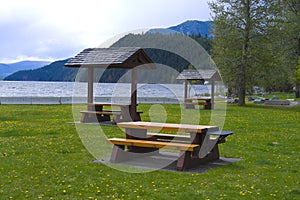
[185, 97, 211, 101]
[80, 110, 122, 115]
[184, 102, 206, 105]
[147, 132, 191, 141]
[108, 138, 199, 151]
[117, 122, 219, 133]
[148, 131, 234, 143]
[88, 103, 130, 107]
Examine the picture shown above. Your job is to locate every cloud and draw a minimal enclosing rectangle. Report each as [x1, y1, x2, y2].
[0, 18, 83, 61]
[0, 0, 211, 63]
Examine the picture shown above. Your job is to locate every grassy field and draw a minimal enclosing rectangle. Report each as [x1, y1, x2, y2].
[0, 103, 299, 199]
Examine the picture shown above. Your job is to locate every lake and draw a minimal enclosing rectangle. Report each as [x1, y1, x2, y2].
[0, 81, 211, 104]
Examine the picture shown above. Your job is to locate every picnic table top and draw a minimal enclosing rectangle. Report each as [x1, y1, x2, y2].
[117, 121, 219, 133]
[88, 103, 130, 106]
[185, 97, 211, 101]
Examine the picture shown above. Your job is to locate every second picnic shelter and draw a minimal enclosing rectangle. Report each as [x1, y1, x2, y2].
[177, 69, 222, 109]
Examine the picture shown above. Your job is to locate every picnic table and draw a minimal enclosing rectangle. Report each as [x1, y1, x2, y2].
[108, 121, 233, 171]
[184, 97, 212, 109]
[80, 103, 142, 124]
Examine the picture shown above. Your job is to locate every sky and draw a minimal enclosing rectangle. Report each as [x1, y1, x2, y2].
[0, 0, 211, 63]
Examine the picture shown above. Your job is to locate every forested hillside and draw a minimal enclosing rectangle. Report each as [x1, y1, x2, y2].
[4, 59, 78, 81]
[0, 61, 50, 79]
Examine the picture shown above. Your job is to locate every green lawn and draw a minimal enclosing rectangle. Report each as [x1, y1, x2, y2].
[0, 104, 299, 199]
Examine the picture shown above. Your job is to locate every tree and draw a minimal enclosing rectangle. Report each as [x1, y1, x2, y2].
[209, 0, 281, 105]
[295, 57, 300, 97]
[281, 0, 300, 97]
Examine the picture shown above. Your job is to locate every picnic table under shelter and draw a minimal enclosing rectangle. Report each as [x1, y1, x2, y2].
[65, 47, 155, 124]
[177, 69, 222, 109]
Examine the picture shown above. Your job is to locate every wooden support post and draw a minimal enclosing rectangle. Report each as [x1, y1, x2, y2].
[211, 80, 215, 110]
[184, 80, 188, 100]
[131, 67, 137, 120]
[87, 67, 94, 111]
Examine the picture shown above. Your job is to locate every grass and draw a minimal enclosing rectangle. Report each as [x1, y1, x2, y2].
[0, 104, 299, 199]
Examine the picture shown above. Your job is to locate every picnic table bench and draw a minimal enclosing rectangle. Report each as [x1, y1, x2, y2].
[80, 103, 142, 124]
[184, 97, 212, 109]
[108, 121, 233, 171]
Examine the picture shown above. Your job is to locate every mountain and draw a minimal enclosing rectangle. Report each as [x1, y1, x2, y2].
[4, 59, 130, 83]
[4, 59, 78, 82]
[0, 63, 10, 79]
[0, 60, 50, 79]
[147, 20, 213, 38]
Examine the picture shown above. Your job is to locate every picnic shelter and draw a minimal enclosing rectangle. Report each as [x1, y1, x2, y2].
[177, 69, 222, 109]
[65, 47, 155, 123]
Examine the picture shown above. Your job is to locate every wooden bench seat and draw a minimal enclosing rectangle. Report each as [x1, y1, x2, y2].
[80, 110, 143, 115]
[87, 103, 130, 107]
[147, 132, 190, 141]
[80, 110, 143, 123]
[80, 110, 122, 123]
[80, 110, 122, 115]
[108, 138, 200, 151]
[184, 98, 212, 109]
[184, 102, 206, 105]
[147, 131, 234, 144]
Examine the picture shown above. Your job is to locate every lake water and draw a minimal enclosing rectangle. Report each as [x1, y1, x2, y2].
[0, 81, 210, 99]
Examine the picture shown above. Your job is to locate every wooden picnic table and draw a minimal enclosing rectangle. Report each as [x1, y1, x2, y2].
[80, 103, 142, 124]
[184, 97, 212, 109]
[108, 121, 233, 171]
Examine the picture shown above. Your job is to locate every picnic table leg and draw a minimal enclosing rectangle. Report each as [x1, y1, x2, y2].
[81, 105, 112, 123]
[204, 99, 212, 110]
[87, 104, 103, 111]
[188, 131, 220, 166]
[120, 105, 131, 122]
[177, 151, 192, 171]
[80, 112, 110, 123]
[80, 113, 89, 123]
[110, 144, 126, 163]
[190, 132, 201, 157]
[81, 104, 102, 123]
[205, 145, 220, 160]
[184, 99, 195, 109]
[127, 105, 141, 122]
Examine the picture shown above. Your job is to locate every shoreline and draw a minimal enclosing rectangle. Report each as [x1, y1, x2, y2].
[0, 96, 182, 105]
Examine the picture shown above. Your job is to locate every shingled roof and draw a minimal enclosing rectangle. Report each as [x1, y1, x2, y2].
[177, 69, 221, 81]
[65, 47, 154, 68]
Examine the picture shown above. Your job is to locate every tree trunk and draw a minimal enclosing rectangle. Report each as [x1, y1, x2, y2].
[297, 39, 300, 98]
[237, 70, 246, 105]
[296, 87, 300, 98]
[238, 0, 251, 106]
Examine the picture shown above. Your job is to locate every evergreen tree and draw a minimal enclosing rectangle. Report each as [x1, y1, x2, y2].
[209, 0, 281, 105]
[282, 0, 300, 97]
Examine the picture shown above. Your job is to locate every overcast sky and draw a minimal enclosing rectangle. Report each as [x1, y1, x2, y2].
[0, 0, 212, 63]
